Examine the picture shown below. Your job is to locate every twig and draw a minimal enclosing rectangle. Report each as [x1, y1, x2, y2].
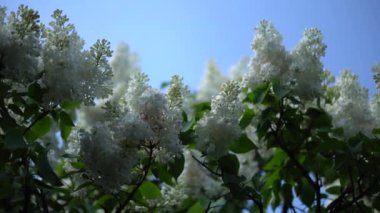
[191, 154, 222, 177]
[39, 189, 49, 213]
[248, 194, 264, 213]
[116, 143, 155, 212]
[22, 156, 31, 213]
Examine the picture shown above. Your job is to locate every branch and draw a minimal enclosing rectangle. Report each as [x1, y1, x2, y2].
[248, 194, 264, 213]
[39, 189, 49, 213]
[116, 143, 155, 213]
[326, 187, 351, 212]
[191, 154, 222, 177]
[22, 156, 31, 213]
[327, 186, 369, 213]
[315, 173, 321, 213]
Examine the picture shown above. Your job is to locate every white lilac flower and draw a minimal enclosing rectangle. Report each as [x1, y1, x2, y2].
[126, 72, 150, 112]
[110, 42, 140, 86]
[371, 93, 380, 128]
[372, 64, 380, 90]
[167, 75, 189, 109]
[158, 184, 189, 212]
[328, 70, 374, 137]
[178, 150, 224, 198]
[196, 59, 227, 102]
[42, 10, 113, 105]
[79, 123, 138, 192]
[112, 112, 154, 147]
[78, 72, 187, 187]
[196, 80, 244, 158]
[243, 20, 289, 89]
[228, 57, 249, 81]
[290, 28, 326, 99]
[0, 5, 41, 83]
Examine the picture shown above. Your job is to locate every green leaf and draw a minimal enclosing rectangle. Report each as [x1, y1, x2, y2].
[25, 116, 53, 142]
[0, 175, 13, 199]
[152, 165, 173, 185]
[251, 84, 269, 104]
[23, 103, 39, 119]
[296, 179, 315, 207]
[28, 82, 43, 102]
[4, 128, 27, 150]
[239, 106, 255, 129]
[264, 149, 286, 170]
[8, 104, 24, 116]
[326, 186, 341, 195]
[60, 123, 72, 142]
[272, 80, 288, 100]
[219, 153, 239, 176]
[168, 154, 185, 180]
[95, 194, 117, 210]
[193, 102, 211, 121]
[70, 161, 84, 170]
[160, 81, 170, 89]
[306, 107, 332, 128]
[281, 183, 293, 205]
[59, 111, 75, 127]
[60, 101, 81, 110]
[187, 201, 204, 213]
[230, 134, 257, 153]
[373, 195, 380, 210]
[372, 128, 380, 135]
[139, 181, 161, 199]
[31, 143, 62, 186]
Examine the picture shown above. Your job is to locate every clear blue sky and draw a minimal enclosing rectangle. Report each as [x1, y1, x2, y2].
[2, 0, 380, 95]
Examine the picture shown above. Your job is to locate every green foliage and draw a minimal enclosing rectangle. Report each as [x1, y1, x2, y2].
[230, 133, 257, 153]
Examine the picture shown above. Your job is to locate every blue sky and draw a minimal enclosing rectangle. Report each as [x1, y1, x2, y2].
[2, 0, 380, 95]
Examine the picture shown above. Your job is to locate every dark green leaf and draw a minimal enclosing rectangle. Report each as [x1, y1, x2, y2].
[60, 111, 75, 127]
[4, 128, 27, 150]
[264, 149, 286, 170]
[187, 201, 204, 213]
[25, 116, 53, 142]
[306, 107, 332, 128]
[281, 183, 293, 205]
[251, 84, 269, 104]
[372, 128, 380, 135]
[296, 179, 315, 207]
[0, 175, 13, 199]
[60, 123, 72, 142]
[28, 82, 43, 102]
[23, 103, 39, 119]
[160, 81, 170, 89]
[139, 181, 161, 199]
[152, 165, 173, 185]
[239, 106, 255, 129]
[60, 101, 81, 110]
[272, 80, 288, 100]
[230, 134, 257, 153]
[31, 144, 62, 186]
[326, 186, 341, 195]
[193, 102, 211, 121]
[373, 195, 380, 210]
[219, 153, 239, 176]
[8, 104, 24, 116]
[75, 181, 92, 191]
[95, 194, 118, 210]
[168, 154, 185, 180]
